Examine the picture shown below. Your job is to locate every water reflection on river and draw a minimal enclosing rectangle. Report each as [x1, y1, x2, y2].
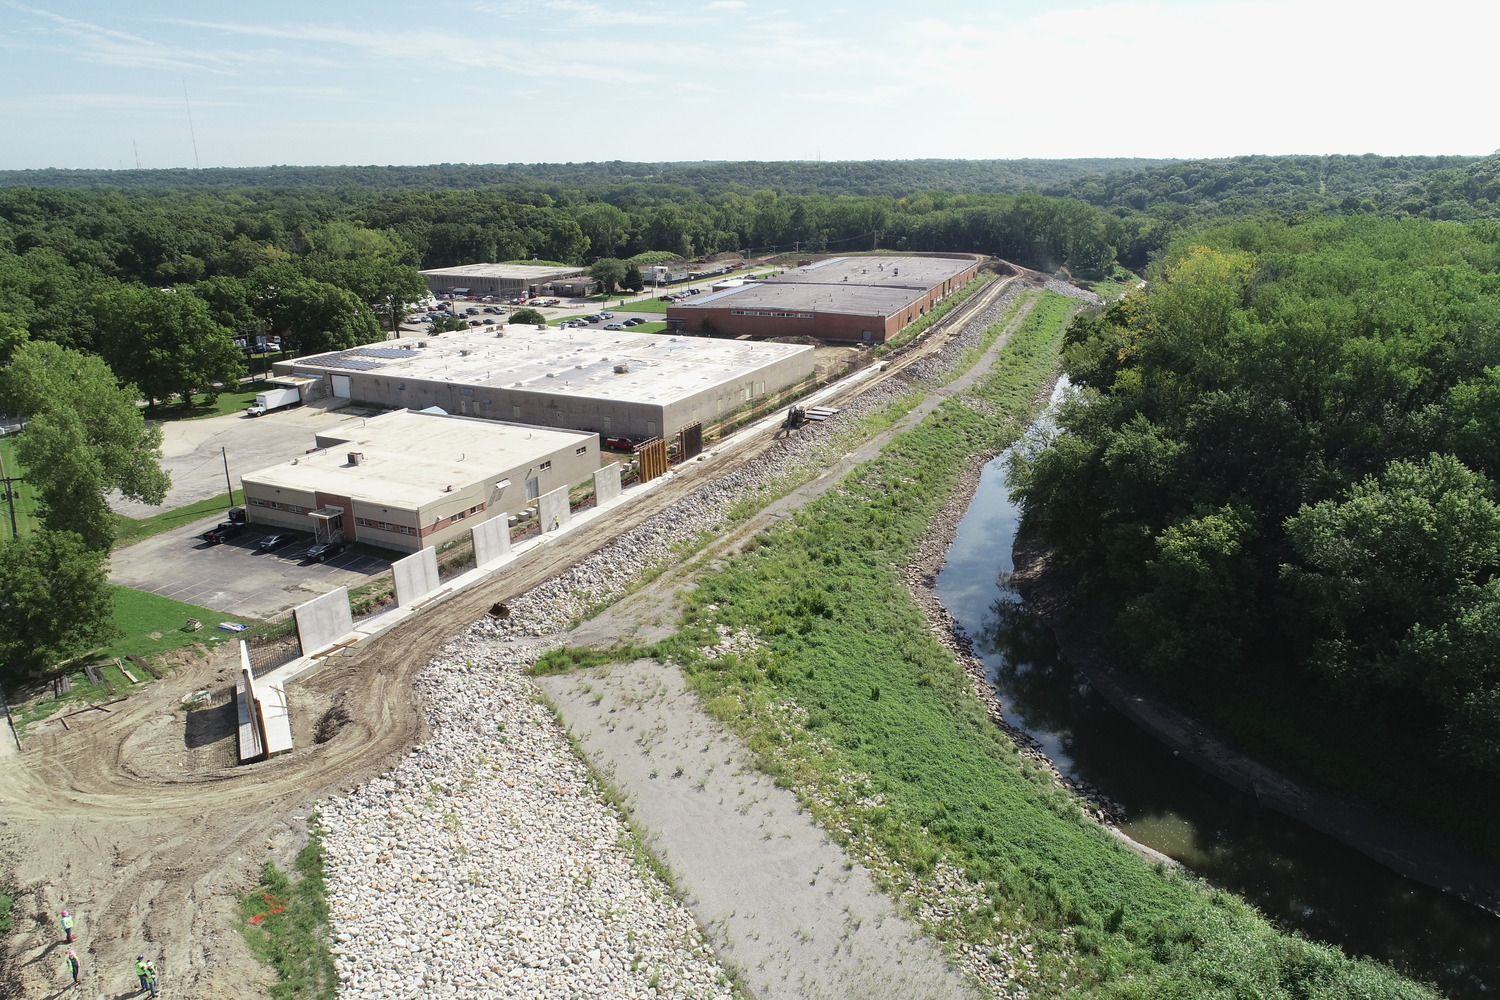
[934, 387, 1500, 999]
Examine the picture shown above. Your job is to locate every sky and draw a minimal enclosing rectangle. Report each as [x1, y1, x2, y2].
[0, 0, 1494, 171]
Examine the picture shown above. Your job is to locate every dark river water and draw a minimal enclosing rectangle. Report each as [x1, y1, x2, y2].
[933, 384, 1500, 999]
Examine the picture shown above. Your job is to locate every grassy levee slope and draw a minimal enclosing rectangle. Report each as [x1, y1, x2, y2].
[653, 296, 1435, 998]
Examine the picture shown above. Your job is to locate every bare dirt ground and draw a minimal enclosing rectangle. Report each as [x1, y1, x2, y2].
[0, 272, 1025, 999]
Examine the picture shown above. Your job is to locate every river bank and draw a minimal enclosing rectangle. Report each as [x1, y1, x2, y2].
[1008, 536, 1500, 920]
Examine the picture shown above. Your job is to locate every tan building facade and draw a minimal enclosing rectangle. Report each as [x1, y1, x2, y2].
[240, 410, 598, 553]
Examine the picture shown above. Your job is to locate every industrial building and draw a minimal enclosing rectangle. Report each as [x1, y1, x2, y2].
[273, 327, 816, 442]
[666, 254, 982, 344]
[418, 262, 594, 298]
[240, 409, 599, 553]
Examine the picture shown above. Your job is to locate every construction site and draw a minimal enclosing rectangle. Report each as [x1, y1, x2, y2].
[0, 262, 1091, 999]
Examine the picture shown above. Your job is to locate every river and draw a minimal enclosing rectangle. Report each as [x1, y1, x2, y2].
[934, 383, 1500, 999]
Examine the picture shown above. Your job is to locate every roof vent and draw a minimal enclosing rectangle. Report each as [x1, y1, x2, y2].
[613, 364, 629, 374]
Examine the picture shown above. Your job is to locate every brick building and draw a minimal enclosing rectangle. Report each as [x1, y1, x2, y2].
[666, 255, 983, 344]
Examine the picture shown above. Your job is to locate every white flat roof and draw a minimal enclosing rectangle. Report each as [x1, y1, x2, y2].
[285, 329, 813, 407]
[420, 263, 585, 280]
[244, 410, 592, 508]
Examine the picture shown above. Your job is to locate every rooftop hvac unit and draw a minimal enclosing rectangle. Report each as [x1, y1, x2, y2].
[613, 364, 629, 374]
[348, 451, 364, 466]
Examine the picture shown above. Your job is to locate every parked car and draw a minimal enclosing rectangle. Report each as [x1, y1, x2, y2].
[305, 540, 345, 562]
[604, 435, 637, 451]
[604, 323, 623, 330]
[257, 533, 293, 551]
[600, 311, 614, 319]
[658, 295, 674, 301]
[200, 521, 243, 544]
[624, 317, 645, 326]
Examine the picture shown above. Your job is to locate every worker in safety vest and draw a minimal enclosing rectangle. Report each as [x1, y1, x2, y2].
[134, 956, 149, 990]
[145, 959, 159, 998]
[60, 909, 75, 942]
[65, 949, 80, 985]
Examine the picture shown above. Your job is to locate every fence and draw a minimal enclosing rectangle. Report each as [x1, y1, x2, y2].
[243, 617, 302, 677]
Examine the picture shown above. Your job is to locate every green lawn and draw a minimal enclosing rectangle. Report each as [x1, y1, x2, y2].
[10, 585, 258, 731]
[141, 380, 274, 423]
[0, 435, 41, 537]
[114, 489, 244, 546]
[633, 321, 668, 334]
[620, 297, 671, 313]
[104, 585, 254, 662]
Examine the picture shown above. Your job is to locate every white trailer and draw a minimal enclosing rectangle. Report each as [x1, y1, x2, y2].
[246, 386, 303, 417]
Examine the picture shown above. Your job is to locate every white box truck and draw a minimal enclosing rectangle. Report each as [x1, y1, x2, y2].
[246, 386, 302, 417]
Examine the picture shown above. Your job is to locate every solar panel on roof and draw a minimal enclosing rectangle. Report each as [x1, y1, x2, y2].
[319, 356, 385, 371]
[354, 347, 420, 360]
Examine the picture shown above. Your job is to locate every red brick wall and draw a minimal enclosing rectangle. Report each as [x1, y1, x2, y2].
[669, 260, 982, 344]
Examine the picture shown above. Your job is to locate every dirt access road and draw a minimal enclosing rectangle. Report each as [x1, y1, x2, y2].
[0, 271, 1026, 999]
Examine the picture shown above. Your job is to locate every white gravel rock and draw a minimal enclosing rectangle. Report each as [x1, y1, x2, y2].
[319, 280, 1036, 999]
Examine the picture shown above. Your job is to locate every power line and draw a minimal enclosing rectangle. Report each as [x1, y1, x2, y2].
[182, 78, 200, 170]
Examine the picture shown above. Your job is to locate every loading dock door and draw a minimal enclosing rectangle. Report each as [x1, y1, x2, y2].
[331, 374, 352, 398]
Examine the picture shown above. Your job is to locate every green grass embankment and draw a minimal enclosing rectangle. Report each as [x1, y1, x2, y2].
[881, 271, 996, 352]
[114, 489, 244, 546]
[645, 294, 1434, 999]
[240, 818, 338, 1000]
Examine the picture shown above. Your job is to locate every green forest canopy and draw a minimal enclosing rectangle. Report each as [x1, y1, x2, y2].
[1009, 214, 1500, 773]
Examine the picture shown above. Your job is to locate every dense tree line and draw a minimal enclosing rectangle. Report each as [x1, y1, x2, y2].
[0, 158, 1172, 197]
[1009, 215, 1500, 770]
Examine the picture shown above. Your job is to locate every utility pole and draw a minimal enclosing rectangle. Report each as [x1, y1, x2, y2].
[222, 447, 234, 507]
[0, 449, 20, 540]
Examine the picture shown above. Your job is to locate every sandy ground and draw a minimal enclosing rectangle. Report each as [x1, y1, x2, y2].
[0, 273, 1026, 999]
[540, 659, 981, 1000]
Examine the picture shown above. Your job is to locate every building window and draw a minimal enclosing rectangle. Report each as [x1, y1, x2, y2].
[575, 446, 587, 455]
[249, 497, 268, 507]
[513, 405, 522, 418]
[539, 460, 552, 471]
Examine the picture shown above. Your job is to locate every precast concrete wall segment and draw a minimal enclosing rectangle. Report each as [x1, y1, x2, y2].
[593, 463, 622, 507]
[538, 486, 570, 534]
[471, 516, 512, 569]
[393, 547, 441, 607]
[294, 586, 354, 655]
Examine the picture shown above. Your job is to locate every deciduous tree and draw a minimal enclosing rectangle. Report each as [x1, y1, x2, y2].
[0, 341, 170, 549]
[0, 530, 117, 684]
[92, 286, 246, 408]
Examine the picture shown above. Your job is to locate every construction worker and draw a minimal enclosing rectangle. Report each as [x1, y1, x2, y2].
[60, 909, 75, 943]
[65, 949, 80, 985]
[134, 955, 149, 991]
[145, 959, 159, 998]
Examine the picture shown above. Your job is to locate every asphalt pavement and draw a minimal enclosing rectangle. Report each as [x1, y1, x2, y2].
[110, 512, 390, 620]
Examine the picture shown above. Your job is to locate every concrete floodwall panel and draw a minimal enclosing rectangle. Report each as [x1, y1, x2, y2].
[294, 586, 354, 655]
[538, 487, 570, 534]
[471, 516, 512, 568]
[593, 463, 622, 507]
[393, 548, 441, 607]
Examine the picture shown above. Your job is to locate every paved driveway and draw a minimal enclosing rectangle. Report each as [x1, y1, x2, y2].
[113, 400, 384, 518]
[110, 512, 391, 620]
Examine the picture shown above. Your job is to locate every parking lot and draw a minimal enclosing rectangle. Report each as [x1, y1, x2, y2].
[113, 400, 387, 518]
[111, 511, 391, 620]
[108, 400, 399, 619]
